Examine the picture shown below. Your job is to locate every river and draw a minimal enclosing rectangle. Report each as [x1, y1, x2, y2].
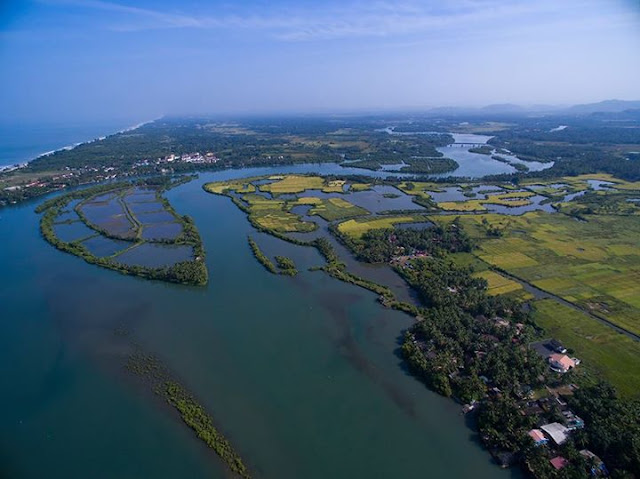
[0, 167, 521, 478]
[382, 128, 553, 177]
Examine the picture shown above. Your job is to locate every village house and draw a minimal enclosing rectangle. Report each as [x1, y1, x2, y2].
[550, 456, 569, 470]
[580, 450, 608, 476]
[562, 410, 585, 430]
[541, 422, 570, 445]
[549, 353, 576, 373]
[528, 429, 548, 446]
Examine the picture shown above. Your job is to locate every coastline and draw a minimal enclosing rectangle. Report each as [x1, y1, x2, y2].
[0, 118, 159, 172]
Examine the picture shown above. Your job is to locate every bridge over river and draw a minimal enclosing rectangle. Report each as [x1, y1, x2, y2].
[452, 142, 487, 147]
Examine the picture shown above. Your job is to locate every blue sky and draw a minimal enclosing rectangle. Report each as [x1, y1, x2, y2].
[1, 0, 639, 122]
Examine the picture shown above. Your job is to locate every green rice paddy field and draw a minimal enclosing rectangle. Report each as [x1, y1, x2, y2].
[533, 299, 640, 397]
[431, 212, 640, 337]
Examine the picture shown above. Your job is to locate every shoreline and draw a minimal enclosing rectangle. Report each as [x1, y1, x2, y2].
[0, 118, 160, 172]
[37, 117, 159, 161]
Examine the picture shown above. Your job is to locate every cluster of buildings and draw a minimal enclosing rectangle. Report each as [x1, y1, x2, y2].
[390, 250, 430, 266]
[132, 152, 220, 169]
[528, 419, 606, 474]
[2, 166, 118, 195]
[2, 152, 221, 202]
[519, 340, 607, 475]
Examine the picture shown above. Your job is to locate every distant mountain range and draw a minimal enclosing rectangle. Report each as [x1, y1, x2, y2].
[422, 100, 640, 117]
[563, 100, 640, 114]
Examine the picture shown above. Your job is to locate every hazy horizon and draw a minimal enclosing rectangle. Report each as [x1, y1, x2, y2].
[1, 0, 639, 123]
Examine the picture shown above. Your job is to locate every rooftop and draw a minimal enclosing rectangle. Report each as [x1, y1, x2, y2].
[541, 422, 570, 445]
[528, 429, 547, 443]
[550, 456, 569, 470]
[549, 354, 576, 371]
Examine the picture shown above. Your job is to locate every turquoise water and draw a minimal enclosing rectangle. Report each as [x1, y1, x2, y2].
[0, 169, 520, 478]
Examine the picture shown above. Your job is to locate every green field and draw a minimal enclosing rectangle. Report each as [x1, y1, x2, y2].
[257, 175, 360, 194]
[204, 175, 374, 233]
[294, 197, 369, 221]
[438, 191, 535, 212]
[439, 200, 487, 211]
[474, 270, 533, 299]
[430, 212, 640, 336]
[395, 181, 444, 203]
[533, 299, 640, 398]
[241, 194, 316, 232]
[259, 175, 325, 193]
[337, 215, 428, 238]
[349, 183, 372, 192]
[203, 178, 258, 194]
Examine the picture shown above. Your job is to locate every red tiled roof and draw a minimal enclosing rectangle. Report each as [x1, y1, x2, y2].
[528, 429, 546, 442]
[549, 354, 575, 370]
[550, 456, 569, 470]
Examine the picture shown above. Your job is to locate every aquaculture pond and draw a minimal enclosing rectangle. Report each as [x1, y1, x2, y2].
[128, 201, 165, 215]
[54, 209, 80, 223]
[53, 220, 96, 242]
[114, 243, 194, 268]
[81, 236, 130, 257]
[136, 210, 177, 224]
[38, 183, 205, 286]
[79, 196, 136, 237]
[0, 166, 521, 478]
[141, 222, 183, 240]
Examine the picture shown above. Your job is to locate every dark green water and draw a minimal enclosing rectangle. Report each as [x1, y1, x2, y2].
[0, 168, 520, 478]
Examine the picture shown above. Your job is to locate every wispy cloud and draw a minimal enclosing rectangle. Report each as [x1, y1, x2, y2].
[39, 0, 634, 42]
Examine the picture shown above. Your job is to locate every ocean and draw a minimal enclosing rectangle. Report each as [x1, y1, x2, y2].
[0, 119, 148, 168]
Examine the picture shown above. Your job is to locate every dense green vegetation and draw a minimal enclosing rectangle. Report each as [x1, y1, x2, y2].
[490, 155, 528, 172]
[346, 217, 639, 477]
[484, 114, 640, 181]
[469, 145, 493, 155]
[331, 219, 473, 263]
[127, 352, 250, 477]
[274, 255, 298, 276]
[570, 382, 640, 477]
[165, 382, 250, 478]
[398, 258, 543, 401]
[399, 157, 459, 174]
[346, 156, 458, 174]
[247, 236, 278, 274]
